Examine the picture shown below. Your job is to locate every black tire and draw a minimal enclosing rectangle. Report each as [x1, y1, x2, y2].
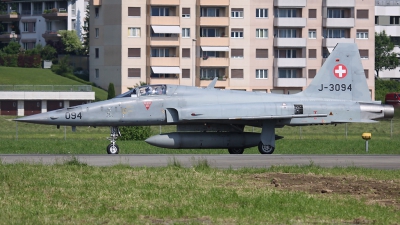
[258, 142, 275, 154]
[107, 143, 119, 154]
[228, 148, 244, 154]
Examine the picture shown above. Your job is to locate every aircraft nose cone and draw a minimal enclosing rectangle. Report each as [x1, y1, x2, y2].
[14, 113, 53, 124]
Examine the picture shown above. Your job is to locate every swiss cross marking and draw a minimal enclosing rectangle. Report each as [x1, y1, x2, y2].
[333, 64, 347, 79]
[143, 101, 152, 110]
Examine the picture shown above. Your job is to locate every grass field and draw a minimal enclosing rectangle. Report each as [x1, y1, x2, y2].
[0, 161, 399, 224]
[0, 67, 108, 101]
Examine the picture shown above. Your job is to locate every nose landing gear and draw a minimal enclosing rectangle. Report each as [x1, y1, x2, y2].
[107, 126, 121, 154]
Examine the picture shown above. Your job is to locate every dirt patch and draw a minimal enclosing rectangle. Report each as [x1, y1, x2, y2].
[252, 173, 400, 209]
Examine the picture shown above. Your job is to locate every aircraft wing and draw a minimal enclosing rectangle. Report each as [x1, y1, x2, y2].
[176, 103, 327, 121]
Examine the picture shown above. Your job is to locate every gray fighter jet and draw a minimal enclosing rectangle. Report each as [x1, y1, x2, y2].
[15, 43, 394, 154]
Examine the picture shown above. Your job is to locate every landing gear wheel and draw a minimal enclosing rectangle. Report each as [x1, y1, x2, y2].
[107, 143, 119, 154]
[258, 142, 275, 154]
[228, 148, 244, 154]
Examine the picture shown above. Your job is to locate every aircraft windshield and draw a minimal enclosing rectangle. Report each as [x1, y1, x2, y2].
[138, 85, 167, 96]
[115, 89, 137, 98]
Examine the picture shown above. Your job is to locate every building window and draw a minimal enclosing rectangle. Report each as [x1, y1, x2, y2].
[276, 29, 297, 38]
[390, 16, 400, 25]
[231, 8, 243, 18]
[308, 69, 316, 78]
[128, 68, 140, 78]
[279, 69, 298, 78]
[201, 8, 220, 17]
[324, 29, 345, 38]
[231, 28, 243, 38]
[357, 10, 368, 19]
[151, 48, 170, 57]
[128, 7, 140, 17]
[128, 27, 140, 37]
[151, 7, 169, 16]
[128, 48, 140, 57]
[375, 16, 379, 25]
[308, 29, 316, 39]
[256, 69, 268, 79]
[95, 48, 99, 58]
[364, 69, 369, 78]
[95, 28, 99, 38]
[308, 9, 316, 18]
[327, 9, 345, 18]
[276, 49, 297, 58]
[200, 68, 221, 80]
[23, 22, 36, 32]
[182, 48, 190, 58]
[46, 21, 52, 31]
[256, 49, 268, 58]
[356, 30, 368, 39]
[95, 7, 99, 18]
[182, 8, 190, 18]
[95, 69, 99, 78]
[231, 69, 244, 78]
[23, 42, 35, 50]
[308, 49, 316, 58]
[359, 50, 368, 59]
[231, 49, 243, 58]
[182, 28, 190, 38]
[256, 8, 268, 18]
[275, 9, 298, 18]
[182, 69, 190, 78]
[256, 29, 268, 38]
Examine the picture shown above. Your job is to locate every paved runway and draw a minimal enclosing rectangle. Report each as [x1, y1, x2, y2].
[0, 154, 399, 169]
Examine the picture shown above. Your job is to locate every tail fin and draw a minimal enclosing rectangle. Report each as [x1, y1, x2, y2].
[300, 43, 370, 102]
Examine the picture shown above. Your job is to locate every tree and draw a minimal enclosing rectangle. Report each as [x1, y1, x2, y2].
[58, 30, 82, 55]
[81, 5, 90, 55]
[40, 45, 57, 60]
[2, 41, 21, 54]
[107, 83, 116, 99]
[375, 31, 399, 78]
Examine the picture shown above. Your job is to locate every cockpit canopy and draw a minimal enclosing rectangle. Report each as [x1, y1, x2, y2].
[115, 85, 167, 98]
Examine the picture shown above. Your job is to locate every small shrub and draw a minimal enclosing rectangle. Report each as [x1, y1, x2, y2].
[119, 126, 151, 141]
[107, 83, 116, 99]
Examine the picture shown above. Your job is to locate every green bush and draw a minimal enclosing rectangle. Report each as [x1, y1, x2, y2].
[119, 126, 151, 141]
[107, 83, 116, 99]
[375, 79, 400, 102]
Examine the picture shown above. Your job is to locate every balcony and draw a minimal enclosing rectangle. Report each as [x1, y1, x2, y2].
[323, 0, 355, 7]
[0, 33, 20, 42]
[200, 0, 229, 6]
[93, 0, 102, 5]
[323, 18, 354, 28]
[199, 37, 229, 46]
[42, 31, 62, 41]
[150, 57, 180, 67]
[274, 58, 306, 68]
[150, 16, 180, 26]
[0, 12, 21, 21]
[322, 38, 354, 47]
[200, 17, 229, 26]
[199, 57, 229, 67]
[274, 78, 306, 87]
[42, 9, 68, 20]
[274, 0, 307, 7]
[150, 0, 179, 5]
[274, 38, 306, 47]
[274, 18, 306, 27]
[149, 36, 180, 46]
[149, 78, 180, 85]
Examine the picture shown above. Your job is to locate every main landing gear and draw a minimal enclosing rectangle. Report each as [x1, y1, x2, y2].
[107, 126, 121, 154]
[258, 142, 275, 154]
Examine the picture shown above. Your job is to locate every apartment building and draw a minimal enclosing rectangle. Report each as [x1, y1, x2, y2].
[90, 0, 375, 98]
[375, 0, 400, 79]
[0, 0, 88, 50]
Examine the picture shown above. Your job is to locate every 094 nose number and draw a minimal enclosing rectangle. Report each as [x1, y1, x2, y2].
[318, 84, 352, 92]
[65, 112, 82, 119]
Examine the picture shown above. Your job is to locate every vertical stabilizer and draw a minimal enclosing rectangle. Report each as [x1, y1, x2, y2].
[300, 43, 370, 102]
